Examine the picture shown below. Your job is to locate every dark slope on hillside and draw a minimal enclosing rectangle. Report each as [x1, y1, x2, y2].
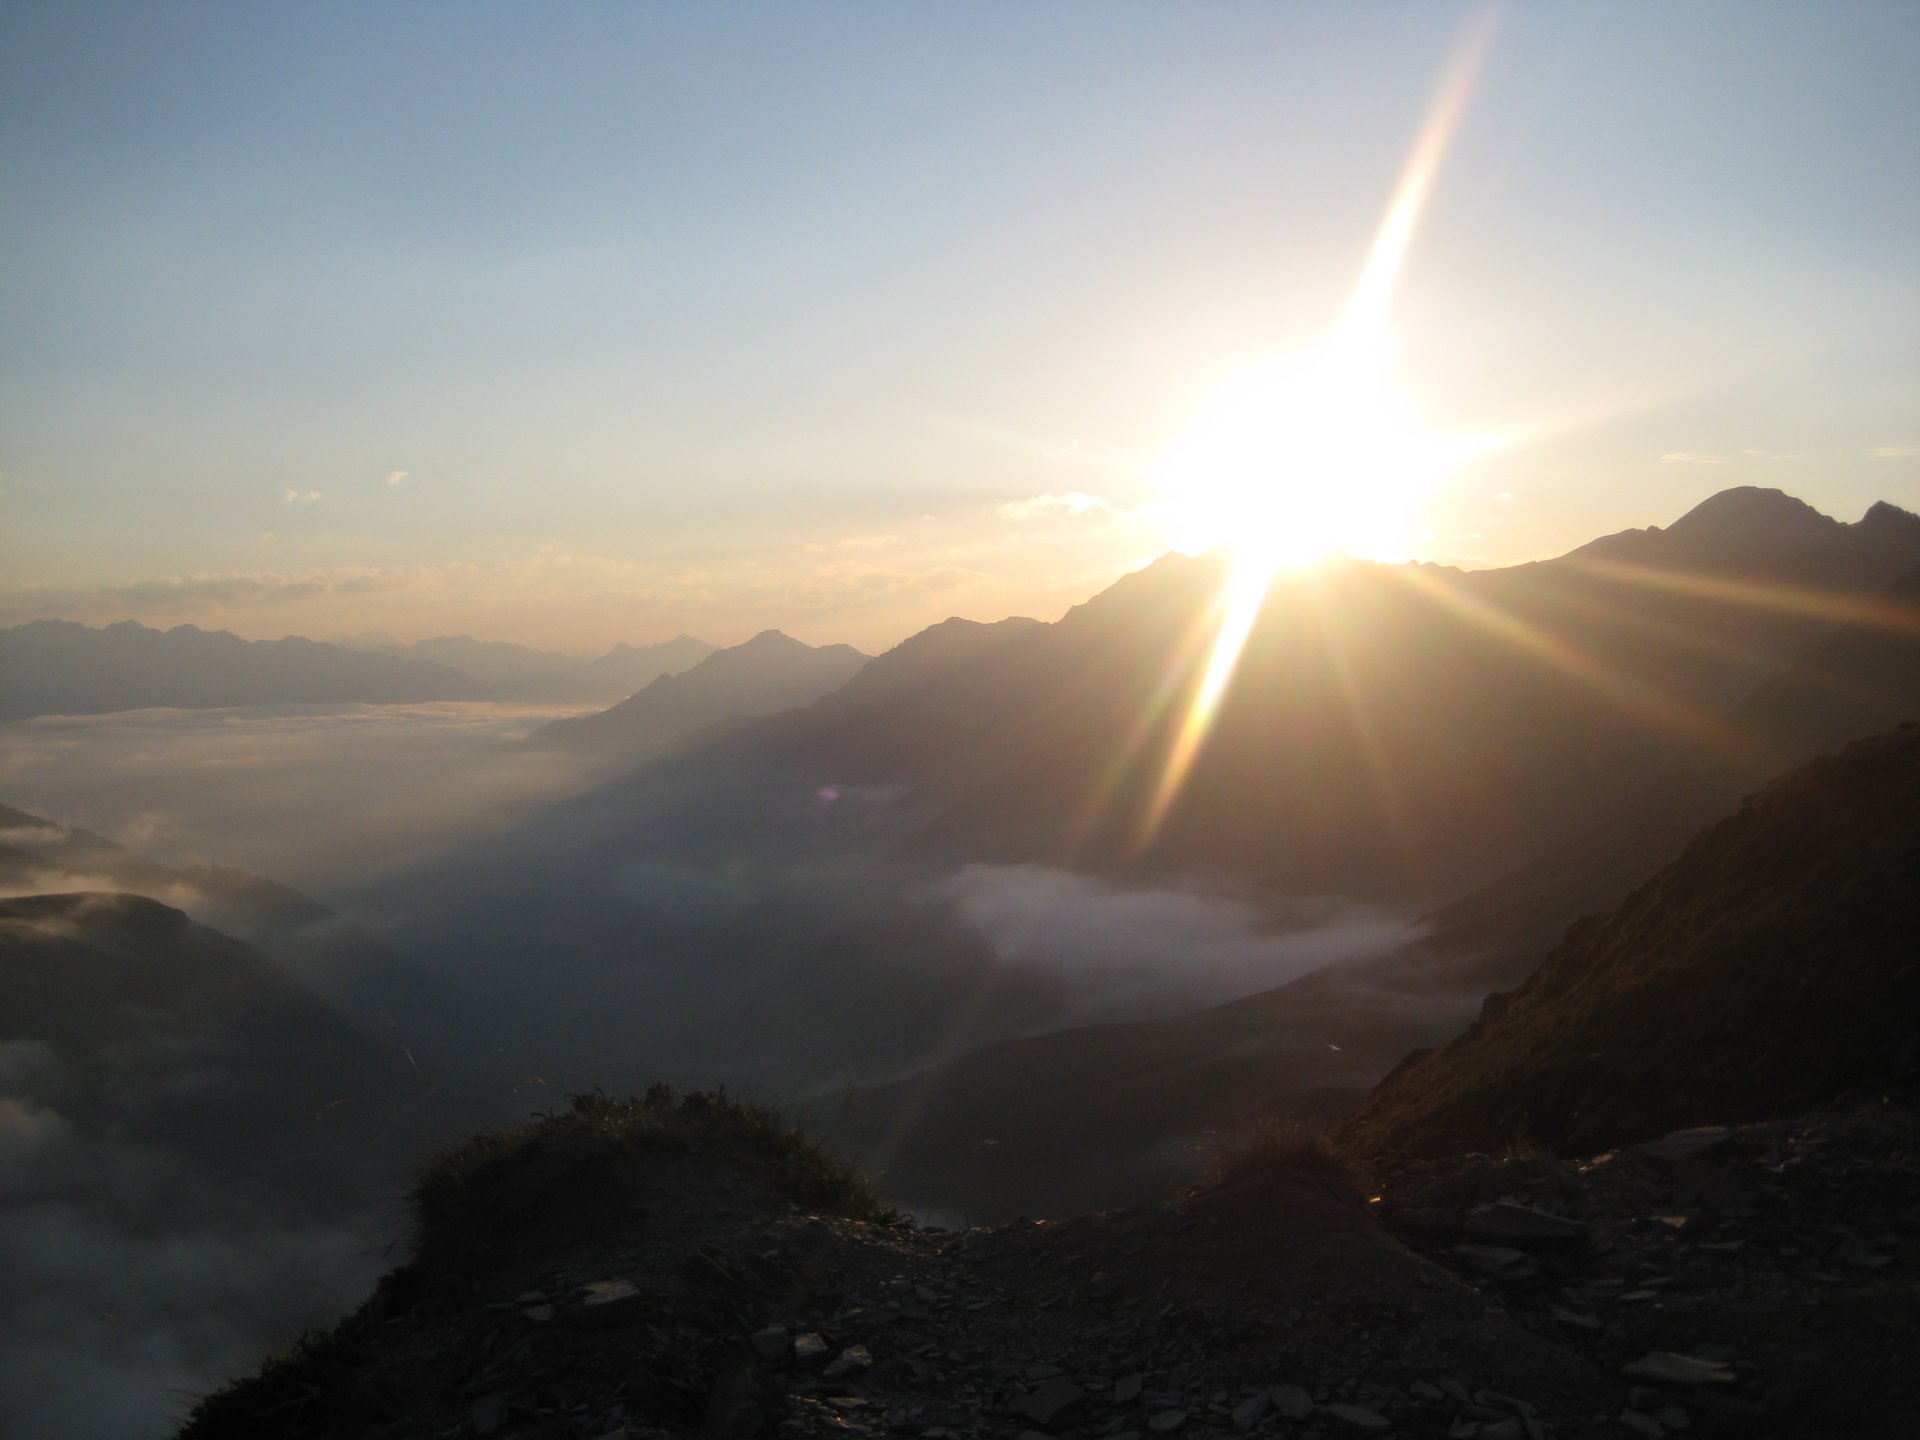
[0, 619, 477, 719]
[0, 892, 448, 1200]
[1336, 725, 1920, 1161]
[0, 801, 470, 1060]
[532, 630, 870, 762]
[812, 562, 1920, 1223]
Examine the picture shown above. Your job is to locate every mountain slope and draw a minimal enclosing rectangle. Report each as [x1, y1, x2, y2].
[1335, 724, 1920, 1159]
[532, 629, 870, 762]
[0, 619, 477, 719]
[573, 488, 1920, 899]
[0, 801, 469, 1058]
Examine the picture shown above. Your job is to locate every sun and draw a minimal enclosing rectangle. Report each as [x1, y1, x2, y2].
[1151, 338, 1478, 579]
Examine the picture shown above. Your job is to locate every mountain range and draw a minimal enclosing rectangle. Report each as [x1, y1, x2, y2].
[0, 621, 721, 720]
[343, 631, 718, 700]
[530, 629, 872, 764]
[367, 488, 1920, 1117]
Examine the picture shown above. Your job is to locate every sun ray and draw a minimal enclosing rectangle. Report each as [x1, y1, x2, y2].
[1134, 12, 1498, 850]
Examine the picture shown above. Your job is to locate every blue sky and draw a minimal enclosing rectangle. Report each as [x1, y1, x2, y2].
[1, 2, 1915, 649]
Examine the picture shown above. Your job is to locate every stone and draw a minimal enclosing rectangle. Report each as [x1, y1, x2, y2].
[1269, 1385, 1314, 1420]
[569, 1278, 647, 1328]
[792, 1332, 830, 1366]
[1631, 1128, 1730, 1170]
[1673, 1159, 1749, 1212]
[1010, 1377, 1087, 1429]
[470, 1394, 505, 1436]
[749, 1325, 789, 1362]
[1654, 1405, 1690, 1431]
[823, 1345, 873, 1381]
[1480, 1422, 1521, 1440]
[1621, 1353, 1736, 1389]
[1115, 1374, 1145, 1404]
[1147, 1410, 1188, 1433]
[521, 1304, 555, 1323]
[1454, 1243, 1532, 1273]
[1465, 1202, 1588, 1251]
[1324, 1403, 1392, 1433]
[1551, 1306, 1603, 1332]
[1231, 1391, 1272, 1432]
[1619, 1411, 1663, 1437]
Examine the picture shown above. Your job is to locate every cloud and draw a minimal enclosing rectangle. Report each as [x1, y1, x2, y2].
[281, 489, 324, 504]
[1659, 452, 1722, 465]
[996, 491, 1116, 522]
[835, 534, 902, 550]
[0, 702, 600, 894]
[1868, 444, 1920, 460]
[935, 863, 1424, 1022]
[385, 470, 408, 486]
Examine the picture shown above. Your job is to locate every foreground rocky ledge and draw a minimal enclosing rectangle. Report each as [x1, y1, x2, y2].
[180, 1092, 1918, 1440]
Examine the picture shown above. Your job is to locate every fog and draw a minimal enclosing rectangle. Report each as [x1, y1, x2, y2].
[0, 1043, 392, 1440]
[935, 863, 1426, 1023]
[0, 703, 603, 897]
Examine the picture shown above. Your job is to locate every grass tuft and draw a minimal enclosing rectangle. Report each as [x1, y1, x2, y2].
[410, 1084, 891, 1271]
[1201, 1118, 1359, 1194]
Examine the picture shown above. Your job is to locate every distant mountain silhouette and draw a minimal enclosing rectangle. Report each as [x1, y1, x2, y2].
[531, 629, 870, 762]
[317, 630, 721, 700]
[619, 487, 1920, 899]
[373, 487, 1920, 1115]
[0, 619, 478, 719]
[1335, 723, 1920, 1159]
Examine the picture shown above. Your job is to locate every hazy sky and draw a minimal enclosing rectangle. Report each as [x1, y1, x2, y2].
[2, 1, 1915, 651]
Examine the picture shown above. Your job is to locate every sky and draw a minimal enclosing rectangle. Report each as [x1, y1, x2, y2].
[1, 1, 1915, 653]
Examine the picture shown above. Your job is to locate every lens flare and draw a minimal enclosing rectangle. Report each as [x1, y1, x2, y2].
[1136, 13, 1497, 850]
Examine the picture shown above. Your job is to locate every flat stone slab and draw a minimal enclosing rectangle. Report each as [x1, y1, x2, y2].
[567, 1279, 646, 1328]
[1621, 1351, 1737, 1389]
[1630, 1127, 1731, 1170]
[1465, 1202, 1588, 1251]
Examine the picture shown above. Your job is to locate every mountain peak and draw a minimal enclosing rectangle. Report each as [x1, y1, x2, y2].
[738, 629, 806, 652]
[1664, 485, 1835, 544]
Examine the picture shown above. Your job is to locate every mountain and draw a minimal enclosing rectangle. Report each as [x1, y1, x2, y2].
[588, 488, 1920, 900]
[368, 488, 1920, 1108]
[811, 558, 1920, 1221]
[0, 890, 440, 1194]
[399, 631, 719, 700]
[1334, 724, 1920, 1160]
[531, 629, 870, 762]
[0, 619, 478, 719]
[399, 633, 581, 687]
[0, 801, 471, 1061]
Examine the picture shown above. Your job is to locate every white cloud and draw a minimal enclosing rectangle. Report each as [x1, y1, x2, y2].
[1868, 444, 1920, 460]
[281, 489, 324, 504]
[1659, 452, 1722, 465]
[995, 491, 1115, 522]
[835, 534, 902, 550]
[385, 470, 408, 486]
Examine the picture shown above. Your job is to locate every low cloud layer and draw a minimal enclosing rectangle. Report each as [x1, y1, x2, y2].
[0, 1049, 387, 1440]
[935, 863, 1424, 1023]
[0, 702, 603, 898]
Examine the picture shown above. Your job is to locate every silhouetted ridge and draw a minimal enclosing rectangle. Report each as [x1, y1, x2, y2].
[1335, 724, 1920, 1159]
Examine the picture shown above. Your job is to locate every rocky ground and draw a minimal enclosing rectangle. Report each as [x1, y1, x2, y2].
[178, 1093, 1918, 1440]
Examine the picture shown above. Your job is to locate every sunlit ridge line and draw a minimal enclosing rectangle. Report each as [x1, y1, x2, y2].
[1574, 559, 1920, 635]
[1136, 567, 1274, 849]
[1390, 567, 1775, 765]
